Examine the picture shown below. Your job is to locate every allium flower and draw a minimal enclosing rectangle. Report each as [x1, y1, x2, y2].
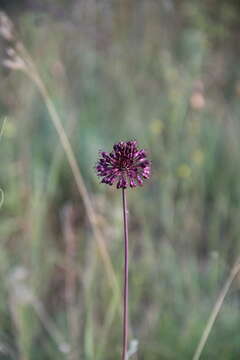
[96, 141, 151, 189]
[96, 141, 151, 360]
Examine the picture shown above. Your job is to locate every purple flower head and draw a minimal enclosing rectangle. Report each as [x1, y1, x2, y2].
[96, 141, 151, 189]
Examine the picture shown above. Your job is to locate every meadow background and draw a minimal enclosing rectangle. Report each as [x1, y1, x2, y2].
[1, 0, 240, 359]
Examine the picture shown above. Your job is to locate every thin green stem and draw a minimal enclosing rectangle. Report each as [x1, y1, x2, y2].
[122, 188, 129, 360]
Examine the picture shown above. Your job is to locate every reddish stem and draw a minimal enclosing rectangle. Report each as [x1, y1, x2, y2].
[122, 188, 129, 360]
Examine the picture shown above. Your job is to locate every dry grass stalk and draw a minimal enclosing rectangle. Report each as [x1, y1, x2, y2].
[193, 259, 240, 360]
[0, 12, 120, 304]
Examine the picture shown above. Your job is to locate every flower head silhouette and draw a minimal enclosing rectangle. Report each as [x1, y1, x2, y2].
[96, 141, 151, 189]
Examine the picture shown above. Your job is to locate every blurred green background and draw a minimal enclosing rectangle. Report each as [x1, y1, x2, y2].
[1, 0, 240, 359]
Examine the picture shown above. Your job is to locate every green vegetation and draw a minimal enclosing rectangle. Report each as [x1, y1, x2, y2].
[1, 1, 240, 359]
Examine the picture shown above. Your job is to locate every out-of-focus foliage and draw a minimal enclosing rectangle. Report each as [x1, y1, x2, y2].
[1, 0, 240, 359]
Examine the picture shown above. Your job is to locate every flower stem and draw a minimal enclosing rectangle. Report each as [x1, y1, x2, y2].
[122, 188, 129, 360]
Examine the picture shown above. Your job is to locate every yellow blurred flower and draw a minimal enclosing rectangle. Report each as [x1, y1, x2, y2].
[192, 149, 204, 166]
[149, 119, 164, 135]
[177, 164, 191, 179]
[4, 118, 16, 138]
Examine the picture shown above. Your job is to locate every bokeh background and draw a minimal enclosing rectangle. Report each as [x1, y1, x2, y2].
[1, 1, 240, 359]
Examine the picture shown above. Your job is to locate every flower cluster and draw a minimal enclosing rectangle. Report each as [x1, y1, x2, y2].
[96, 141, 151, 189]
